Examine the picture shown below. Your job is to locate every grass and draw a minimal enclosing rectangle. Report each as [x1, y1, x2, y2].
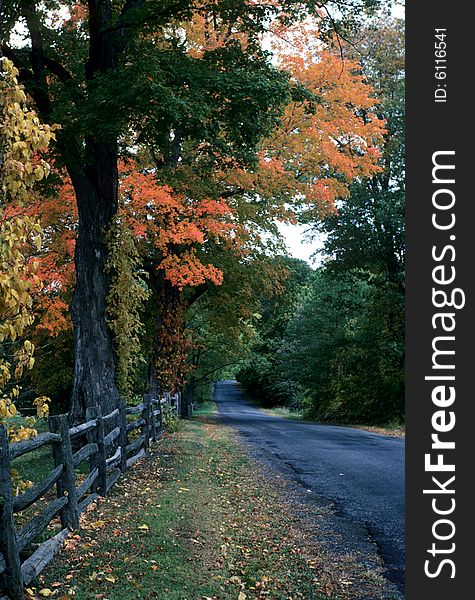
[256, 406, 405, 438]
[258, 406, 303, 420]
[345, 423, 405, 438]
[19, 403, 401, 600]
[27, 406, 347, 600]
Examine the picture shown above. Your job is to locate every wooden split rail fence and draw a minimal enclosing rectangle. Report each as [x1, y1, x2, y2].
[0, 392, 182, 600]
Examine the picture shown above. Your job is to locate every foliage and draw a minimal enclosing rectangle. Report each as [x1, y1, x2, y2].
[0, 57, 53, 441]
[160, 403, 181, 432]
[106, 219, 150, 400]
[118, 161, 235, 289]
[237, 18, 405, 425]
[236, 257, 313, 409]
[316, 17, 405, 287]
[295, 17, 405, 423]
[158, 15, 386, 238]
[283, 271, 404, 423]
[2, 2, 392, 422]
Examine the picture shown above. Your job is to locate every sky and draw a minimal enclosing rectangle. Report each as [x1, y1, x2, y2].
[278, 223, 324, 266]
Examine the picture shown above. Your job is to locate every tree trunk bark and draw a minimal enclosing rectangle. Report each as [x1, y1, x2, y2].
[181, 376, 195, 418]
[148, 306, 163, 400]
[68, 142, 120, 423]
[68, 1, 123, 422]
[147, 268, 186, 398]
[11, 0, 136, 423]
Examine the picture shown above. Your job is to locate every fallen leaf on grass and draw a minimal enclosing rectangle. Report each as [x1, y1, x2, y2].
[138, 524, 149, 530]
[39, 590, 54, 597]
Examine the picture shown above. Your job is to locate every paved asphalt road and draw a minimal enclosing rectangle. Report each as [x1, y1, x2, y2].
[215, 380, 405, 594]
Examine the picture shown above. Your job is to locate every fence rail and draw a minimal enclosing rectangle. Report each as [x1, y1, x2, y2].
[0, 391, 184, 600]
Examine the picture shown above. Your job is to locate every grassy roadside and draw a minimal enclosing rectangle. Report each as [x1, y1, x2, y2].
[257, 406, 304, 421]
[256, 406, 405, 438]
[24, 404, 396, 600]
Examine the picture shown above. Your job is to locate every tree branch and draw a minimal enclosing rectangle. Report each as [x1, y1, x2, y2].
[193, 361, 243, 384]
[21, 0, 51, 113]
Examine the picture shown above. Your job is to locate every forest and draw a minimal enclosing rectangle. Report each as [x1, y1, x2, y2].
[237, 19, 404, 424]
[1, 1, 404, 435]
[0, 1, 406, 598]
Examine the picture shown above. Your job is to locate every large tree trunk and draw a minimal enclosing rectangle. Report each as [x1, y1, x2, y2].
[181, 376, 195, 419]
[148, 268, 186, 398]
[69, 141, 120, 423]
[11, 0, 137, 423]
[68, 0, 124, 422]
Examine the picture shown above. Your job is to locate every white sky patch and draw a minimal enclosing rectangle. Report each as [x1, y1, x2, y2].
[277, 222, 324, 266]
[392, 3, 405, 19]
[9, 6, 70, 47]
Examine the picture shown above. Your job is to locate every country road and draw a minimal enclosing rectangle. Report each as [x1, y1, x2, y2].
[215, 379, 405, 595]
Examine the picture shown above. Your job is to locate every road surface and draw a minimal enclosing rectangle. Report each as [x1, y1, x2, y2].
[215, 379, 405, 594]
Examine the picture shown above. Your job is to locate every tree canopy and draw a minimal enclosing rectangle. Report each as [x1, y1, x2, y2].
[0, 2, 402, 429]
[237, 17, 405, 424]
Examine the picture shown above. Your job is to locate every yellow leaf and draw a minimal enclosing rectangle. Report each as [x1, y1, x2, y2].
[138, 524, 149, 530]
[39, 589, 54, 597]
[238, 593, 247, 600]
[90, 520, 106, 529]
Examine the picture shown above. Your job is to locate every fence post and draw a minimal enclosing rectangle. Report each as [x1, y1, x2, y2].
[86, 407, 107, 496]
[118, 399, 128, 473]
[145, 394, 157, 443]
[0, 425, 23, 600]
[49, 415, 80, 530]
[189, 377, 196, 416]
[141, 397, 150, 455]
[157, 390, 163, 434]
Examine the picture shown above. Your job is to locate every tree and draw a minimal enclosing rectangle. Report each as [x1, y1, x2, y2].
[0, 0, 286, 418]
[236, 18, 405, 424]
[282, 270, 404, 422]
[316, 18, 405, 291]
[287, 18, 405, 423]
[1, 1, 384, 420]
[136, 16, 385, 401]
[115, 161, 236, 398]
